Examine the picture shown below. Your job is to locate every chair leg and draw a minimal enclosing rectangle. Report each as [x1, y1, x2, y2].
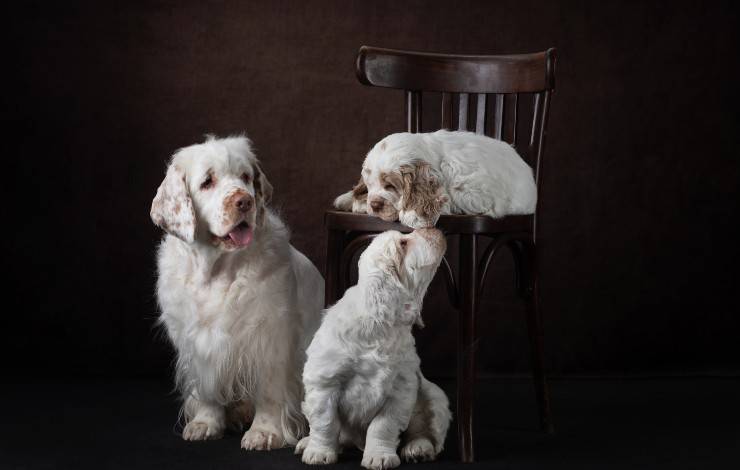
[457, 234, 478, 462]
[325, 229, 344, 308]
[525, 281, 553, 433]
[521, 242, 554, 434]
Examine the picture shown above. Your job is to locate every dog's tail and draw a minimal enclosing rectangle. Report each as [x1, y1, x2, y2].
[405, 372, 452, 455]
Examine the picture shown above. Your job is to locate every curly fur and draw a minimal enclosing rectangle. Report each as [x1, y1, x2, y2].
[152, 134, 323, 449]
[333, 129, 537, 228]
[297, 229, 451, 469]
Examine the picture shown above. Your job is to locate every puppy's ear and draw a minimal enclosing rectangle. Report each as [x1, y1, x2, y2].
[151, 164, 196, 243]
[253, 162, 273, 205]
[362, 244, 409, 324]
[399, 161, 446, 228]
[363, 273, 401, 323]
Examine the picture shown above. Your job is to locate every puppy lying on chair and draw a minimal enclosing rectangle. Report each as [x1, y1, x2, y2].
[297, 229, 451, 469]
[334, 130, 537, 229]
[151, 135, 324, 450]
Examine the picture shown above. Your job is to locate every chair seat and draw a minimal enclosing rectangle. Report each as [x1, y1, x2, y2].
[324, 209, 533, 235]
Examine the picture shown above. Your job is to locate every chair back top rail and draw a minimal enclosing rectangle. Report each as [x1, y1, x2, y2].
[356, 46, 556, 94]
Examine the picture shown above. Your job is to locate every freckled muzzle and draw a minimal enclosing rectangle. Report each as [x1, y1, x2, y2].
[212, 189, 256, 250]
[367, 196, 399, 221]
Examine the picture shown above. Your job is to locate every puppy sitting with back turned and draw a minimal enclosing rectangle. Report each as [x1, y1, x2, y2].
[334, 129, 537, 229]
[297, 229, 451, 469]
[151, 135, 324, 450]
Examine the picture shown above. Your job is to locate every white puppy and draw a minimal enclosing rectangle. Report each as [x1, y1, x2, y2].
[297, 229, 451, 469]
[151, 135, 324, 450]
[334, 129, 537, 228]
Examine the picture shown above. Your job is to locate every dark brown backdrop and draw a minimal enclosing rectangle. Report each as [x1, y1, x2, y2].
[5, 0, 739, 379]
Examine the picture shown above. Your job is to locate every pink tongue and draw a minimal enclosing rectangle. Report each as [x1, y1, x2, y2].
[228, 225, 253, 247]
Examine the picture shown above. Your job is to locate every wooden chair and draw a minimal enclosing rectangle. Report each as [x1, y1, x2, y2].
[324, 45, 556, 462]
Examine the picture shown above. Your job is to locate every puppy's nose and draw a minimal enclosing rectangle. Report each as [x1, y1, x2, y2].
[370, 199, 385, 211]
[234, 194, 253, 212]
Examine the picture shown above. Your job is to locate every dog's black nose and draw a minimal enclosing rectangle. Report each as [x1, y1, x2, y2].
[370, 200, 384, 211]
[235, 195, 253, 212]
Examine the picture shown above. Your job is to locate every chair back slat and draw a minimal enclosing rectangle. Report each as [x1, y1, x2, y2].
[530, 92, 542, 149]
[475, 94, 487, 134]
[406, 90, 422, 133]
[502, 93, 519, 146]
[493, 94, 504, 139]
[441, 92, 453, 129]
[458, 93, 469, 131]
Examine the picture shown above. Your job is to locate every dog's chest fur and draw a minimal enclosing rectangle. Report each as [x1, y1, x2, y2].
[156, 234, 288, 402]
[331, 322, 420, 427]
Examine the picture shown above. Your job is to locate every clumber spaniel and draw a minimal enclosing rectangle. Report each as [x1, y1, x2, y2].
[334, 129, 537, 228]
[151, 135, 324, 450]
[297, 229, 451, 469]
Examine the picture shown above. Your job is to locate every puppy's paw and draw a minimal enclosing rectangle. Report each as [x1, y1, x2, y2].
[294, 436, 310, 455]
[361, 452, 400, 470]
[182, 420, 223, 441]
[400, 437, 436, 462]
[333, 190, 354, 211]
[241, 428, 284, 451]
[302, 444, 338, 465]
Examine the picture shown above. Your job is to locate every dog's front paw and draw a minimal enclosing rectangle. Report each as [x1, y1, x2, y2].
[333, 190, 354, 211]
[400, 437, 436, 462]
[361, 452, 400, 470]
[295, 436, 311, 455]
[241, 428, 284, 451]
[182, 420, 223, 441]
[302, 444, 338, 465]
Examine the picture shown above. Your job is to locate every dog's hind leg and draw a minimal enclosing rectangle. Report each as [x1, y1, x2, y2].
[225, 399, 254, 433]
[400, 372, 451, 462]
[361, 373, 418, 470]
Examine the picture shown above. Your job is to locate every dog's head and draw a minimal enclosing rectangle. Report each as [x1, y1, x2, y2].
[150, 135, 273, 251]
[352, 133, 447, 228]
[358, 228, 446, 325]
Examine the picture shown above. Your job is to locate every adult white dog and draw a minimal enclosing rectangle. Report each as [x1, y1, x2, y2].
[151, 135, 324, 450]
[297, 229, 451, 469]
[334, 129, 537, 228]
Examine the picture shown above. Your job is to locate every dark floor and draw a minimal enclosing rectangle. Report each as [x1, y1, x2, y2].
[2, 378, 739, 469]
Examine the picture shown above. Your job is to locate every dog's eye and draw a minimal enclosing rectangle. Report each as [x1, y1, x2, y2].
[241, 172, 251, 184]
[384, 184, 396, 191]
[399, 239, 408, 248]
[200, 174, 214, 190]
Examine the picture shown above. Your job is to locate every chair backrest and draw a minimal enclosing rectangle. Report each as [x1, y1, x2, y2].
[355, 45, 556, 186]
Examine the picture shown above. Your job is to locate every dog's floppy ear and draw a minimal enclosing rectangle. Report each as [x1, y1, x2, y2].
[253, 162, 273, 206]
[363, 272, 402, 324]
[150, 164, 196, 243]
[362, 243, 412, 325]
[399, 161, 447, 228]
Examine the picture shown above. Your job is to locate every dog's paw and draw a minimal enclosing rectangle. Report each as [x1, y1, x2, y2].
[400, 437, 436, 462]
[361, 452, 400, 470]
[295, 436, 311, 455]
[241, 428, 284, 451]
[333, 190, 354, 211]
[302, 444, 338, 465]
[182, 420, 223, 441]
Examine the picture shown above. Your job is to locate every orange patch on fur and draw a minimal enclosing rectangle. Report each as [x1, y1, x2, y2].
[401, 161, 444, 220]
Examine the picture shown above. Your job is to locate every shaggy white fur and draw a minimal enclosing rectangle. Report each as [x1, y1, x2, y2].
[297, 229, 451, 469]
[151, 135, 323, 450]
[334, 129, 537, 228]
